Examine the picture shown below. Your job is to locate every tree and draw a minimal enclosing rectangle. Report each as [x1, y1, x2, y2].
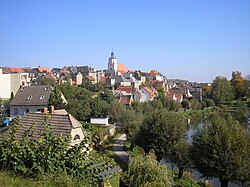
[126, 150, 173, 187]
[181, 99, 189, 111]
[169, 139, 191, 179]
[135, 109, 189, 178]
[231, 71, 247, 99]
[0, 98, 7, 122]
[190, 114, 250, 187]
[90, 96, 109, 117]
[120, 109, 143, 145]
[211, 76, 234, 104]
[204, 98, 215, 107]
[47, 86, 66, 110]
[190, 99, 201, 110]
[202, 84, 212, 99]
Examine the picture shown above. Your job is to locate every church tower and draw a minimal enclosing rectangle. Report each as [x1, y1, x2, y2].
[108, 51, 118, 72]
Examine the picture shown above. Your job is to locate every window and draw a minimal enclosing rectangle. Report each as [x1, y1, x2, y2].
[40, 95, 45, 100]
[73, 134, 80, 140]
[26, 109, 29, 113]
[14, 108, 18, 115]
[27, 95, 32, 100]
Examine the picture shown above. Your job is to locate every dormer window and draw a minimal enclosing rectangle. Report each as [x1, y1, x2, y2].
[27, 95, 32, 100]
[40, 95, 45, 100]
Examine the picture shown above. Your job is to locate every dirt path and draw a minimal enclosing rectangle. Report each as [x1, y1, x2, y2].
[113, 133, 129, 166]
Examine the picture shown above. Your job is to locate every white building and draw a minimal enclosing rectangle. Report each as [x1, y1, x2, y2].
[0, 68, 28, 100]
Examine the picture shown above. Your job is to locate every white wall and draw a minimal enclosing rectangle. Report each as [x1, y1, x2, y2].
[0, 69, 27, 99]
[70, 127, 85, 146]
[0, 69, 11, 99]
[10, 105, 47, 117]
[140, 88, 151, 102]
[90, 118, 109, 125]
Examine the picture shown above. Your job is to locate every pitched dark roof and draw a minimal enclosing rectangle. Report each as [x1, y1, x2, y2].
[3, 110, 82, 141]
[10, 86, 53, 106]
[111, 75, 131, 83]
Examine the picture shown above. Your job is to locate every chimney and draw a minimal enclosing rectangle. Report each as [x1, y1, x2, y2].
[41, 108, 48, 113]
[49, 105, 54, 114]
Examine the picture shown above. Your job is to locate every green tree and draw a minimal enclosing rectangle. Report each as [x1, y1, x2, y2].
[190, 99, 201, 110]
[0, 98, 7, 122]
[202, 84, 212, 99]
[90, 96, 109, 117]
[169, 139, 191, 179]
[120, 109, 143, 145]
[211, 76, 234, 104]
[126, 150, 173, 187]
[47, 86, 66, 110]
[135, 109, 189, 178]
[204, 98, 215, 107]
[231, 71, 247, 99]
[190, 114, 250, 187]
[181, 99, 190, 111]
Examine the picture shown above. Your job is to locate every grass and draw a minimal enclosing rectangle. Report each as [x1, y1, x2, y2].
[168, 170, 202, 187]
[0, 171, 90, 187]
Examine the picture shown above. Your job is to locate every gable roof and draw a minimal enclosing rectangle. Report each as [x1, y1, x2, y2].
[3, 109, 83, 141]
[10, 85, 53, 106]
[117, 64, 128, 74]
[148, 70, 160, 76]
[111, 75, 130, 83]
[2, 67, 31, 74]
[141, 87, 155, 99]
[37, 67, 51, 74]
[119, 86, 132, 93]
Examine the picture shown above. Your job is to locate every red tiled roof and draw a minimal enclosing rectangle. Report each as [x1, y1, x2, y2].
[4, 67, 31, 73]
[118, 64, 129, 74]
[119, 86, 132, 93]
[151, 87, 158, 94]
[37, 67, 51, 73]
[99, 76, 108, 83]
[148, 70, 160, 76]
[142, 87, 154, 99]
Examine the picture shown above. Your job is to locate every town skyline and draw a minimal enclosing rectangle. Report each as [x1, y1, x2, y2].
[1, 0, 250, 83]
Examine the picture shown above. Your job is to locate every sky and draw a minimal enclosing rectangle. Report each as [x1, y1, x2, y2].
[0, 0, 249, 82]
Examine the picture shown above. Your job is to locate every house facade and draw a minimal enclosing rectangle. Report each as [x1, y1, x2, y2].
[0, 68, 29, 100]
[9, 85, 53, 117]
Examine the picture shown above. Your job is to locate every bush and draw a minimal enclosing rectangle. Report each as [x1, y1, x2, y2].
[0, 120, 119, 186]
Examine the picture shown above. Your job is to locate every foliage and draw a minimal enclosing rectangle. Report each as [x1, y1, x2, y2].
[231, 71, 247, 99]
[190, 99, 201, 110]
[125, 150, 173, 187]
[154, 93, 181, 111]
[181, 99, 190, 111]
[202, 84, 212, 99]
[0, 118, 119, 186]
[190, 113, 250, 187]
[211, 76, 234, 105]
[135, 109, 192, 179]
[169, 139, 192, 179]
[204, 98, 215, 107]
[0, 99, 8, 123]
[47, 86, 66, 110]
